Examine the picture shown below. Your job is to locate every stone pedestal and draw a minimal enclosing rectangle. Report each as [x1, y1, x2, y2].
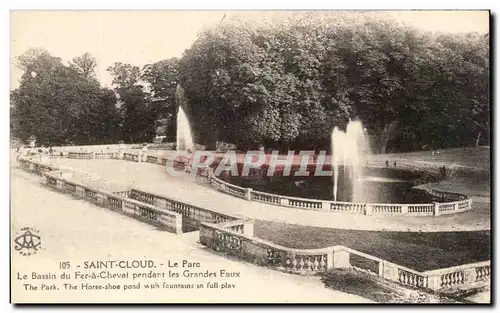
[322, 201, 331, 211]
[56, 179, 63, 191]
[427, 274, 441, 290]
[380, 261, 398, 281]
[365, 204, 373, 215]
[97, 193, 106, 206]
[332, 247, 350, 268]
[245, 188, 253, 201]
[433, 202, 441, 216]
[243, 220, 255, 237]
[75, 186, 85, 198]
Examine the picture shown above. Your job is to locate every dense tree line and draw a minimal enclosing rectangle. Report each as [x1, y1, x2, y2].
[178, 14, 489, 152]
[10, 49, 179, 146]
[11, 14, 489, 153]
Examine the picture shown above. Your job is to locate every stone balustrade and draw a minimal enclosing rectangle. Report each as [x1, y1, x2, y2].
[40, 171, 182, 234]
[250, 190, 282, 205]
[16, 156, 489, 294]
[406, 204, 433, 215]
[113, 190, 131, 198]
[146, 155, 159, 163]
[123, 153, 141, 162]
[208, 174, 471, 217]
[330, 201, 366, 214]
[147, 143, 176, 150]
[423, 261, 491, 290]
[199, 221, 334, 274]
[68, 152, 93, 159]
[44, 143, 138, 153]
[18, 153, 473, 219]
[127, 188, 241, 232]
[199, 222, 489, 291]
[94, 152, 118, 159]
[18, 157, 58, 176]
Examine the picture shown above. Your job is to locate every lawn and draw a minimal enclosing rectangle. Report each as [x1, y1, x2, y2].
[372, 146, 490, 171]
[254, 220, 490, 271]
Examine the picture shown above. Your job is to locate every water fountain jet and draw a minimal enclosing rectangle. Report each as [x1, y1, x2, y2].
[176, 106, 194, 152]
[331, 120, 370, 202]
[175, 84, 194, 153]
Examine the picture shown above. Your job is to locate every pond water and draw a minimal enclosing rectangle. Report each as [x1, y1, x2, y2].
[221, 166, 437, 204]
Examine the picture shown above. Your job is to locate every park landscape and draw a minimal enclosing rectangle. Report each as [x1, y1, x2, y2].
[10, 11, 490, 304]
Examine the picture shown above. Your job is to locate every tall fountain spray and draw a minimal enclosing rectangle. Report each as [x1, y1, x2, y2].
[176, 106, 194, 152]
[175, 84, 194, 152]
[331, 120, 370, 202]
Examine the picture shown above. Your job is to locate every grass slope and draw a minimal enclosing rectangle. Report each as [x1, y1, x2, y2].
[254, 220, 490, 271]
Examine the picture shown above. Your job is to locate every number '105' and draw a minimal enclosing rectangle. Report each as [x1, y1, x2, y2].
[59, 261, 70, 269]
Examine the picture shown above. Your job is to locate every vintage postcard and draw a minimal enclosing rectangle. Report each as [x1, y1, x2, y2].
[10, 10, 491, 304]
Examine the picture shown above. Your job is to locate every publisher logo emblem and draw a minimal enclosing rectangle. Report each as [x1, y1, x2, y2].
[14, 227, 41, 256]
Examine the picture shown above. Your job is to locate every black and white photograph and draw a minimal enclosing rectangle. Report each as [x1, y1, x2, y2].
[9, 10, 491, 304]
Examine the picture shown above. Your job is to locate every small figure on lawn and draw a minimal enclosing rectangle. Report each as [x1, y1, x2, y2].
[441, 165, 447, 179]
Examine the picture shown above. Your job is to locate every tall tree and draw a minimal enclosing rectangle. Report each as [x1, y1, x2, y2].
[107, 62, 154, 143]
[69, 52, 98, 80]
[11, 49, 122, 146]
[141, 58, 179, 140]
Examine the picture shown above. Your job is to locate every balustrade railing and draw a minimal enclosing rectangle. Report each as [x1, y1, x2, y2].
[287, 198, 323, 210]
[424, 261, 490, 290]
[224, 184, 246, 198]
[251, 190, 282, 205]
[107, 196, 123, 211]
[16, 157, 488, 293]
[129, 189, 156, 206]
[407, 204, 434, 215]
[330, 202, 366, 214]
[372, 204, 403, 214]
[94, 152, 116, 159]
[201, 221, 332, 274]
[126, 188, 240, 232]
[397, 268, 427, 288]
[147, 156, 159, 163]
[208, 172, 471, 217]
[123, 153, 140, 162]
[113, 190, 130, 198]
[63, 181, 77, 194]
[68, 152, 93, 159]
[39, 171, 182, 234]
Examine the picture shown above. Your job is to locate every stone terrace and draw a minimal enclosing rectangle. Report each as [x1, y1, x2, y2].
[47, 158, 490, 232]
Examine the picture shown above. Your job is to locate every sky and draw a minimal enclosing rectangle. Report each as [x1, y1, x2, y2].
[10, 10, 490, 90]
